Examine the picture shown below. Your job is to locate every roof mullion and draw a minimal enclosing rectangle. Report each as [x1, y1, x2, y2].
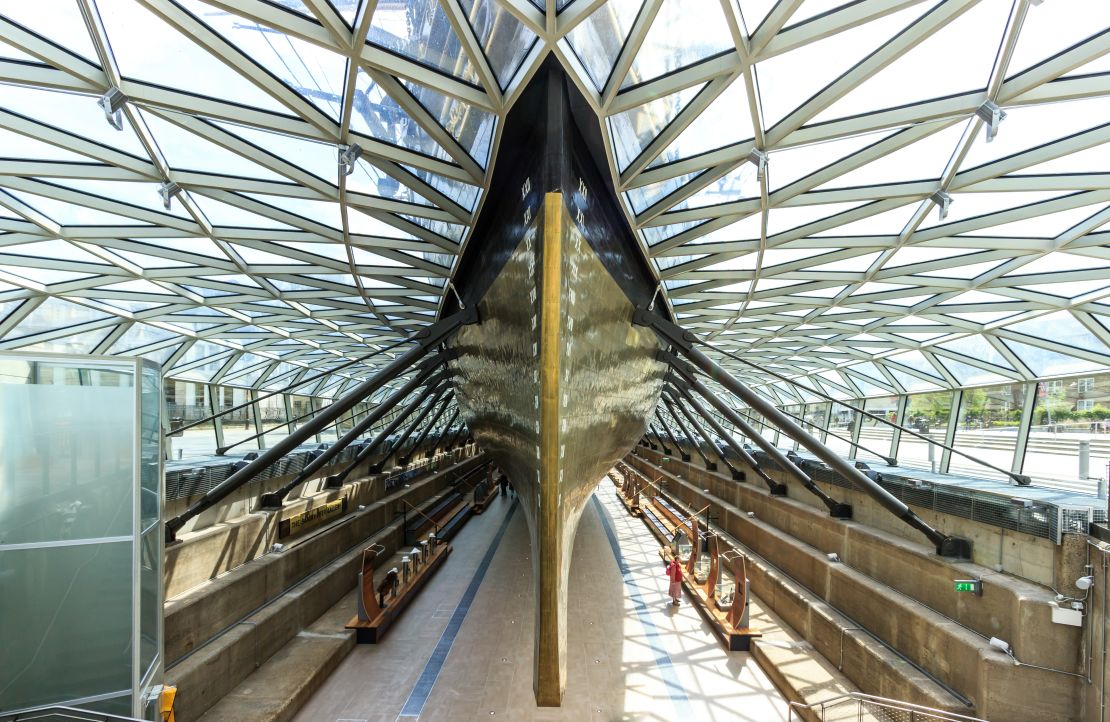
[600, 0, 663, 110]
[0, 16, 106, 88]
[619, 73, 739, 187]
[138, 0, 341, 137]
[363, 68, 484, 183]
[765, 0, 981, 147]
[439, 0, 504, 107]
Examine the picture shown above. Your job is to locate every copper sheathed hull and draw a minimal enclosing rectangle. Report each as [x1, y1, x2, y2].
[448, 193, 664, 705]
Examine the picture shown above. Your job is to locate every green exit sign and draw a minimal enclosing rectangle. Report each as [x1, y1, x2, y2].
[954, 579, 982, 595]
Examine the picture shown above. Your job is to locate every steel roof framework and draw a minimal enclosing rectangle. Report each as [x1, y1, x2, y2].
[0, 0, 1107, 416]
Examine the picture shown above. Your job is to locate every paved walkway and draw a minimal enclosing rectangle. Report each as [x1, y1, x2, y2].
[295, 485, 787, 721]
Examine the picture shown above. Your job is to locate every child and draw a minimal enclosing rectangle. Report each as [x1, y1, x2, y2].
[665, 556, 683, 606]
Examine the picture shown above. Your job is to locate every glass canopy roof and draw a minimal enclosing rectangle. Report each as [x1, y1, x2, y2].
[0, 0, 1108, 403]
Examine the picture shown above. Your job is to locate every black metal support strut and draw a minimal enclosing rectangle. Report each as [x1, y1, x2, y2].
[257, 360, 448, 509]
[165, 309, 475, 543]
[635, 309, 968, 557]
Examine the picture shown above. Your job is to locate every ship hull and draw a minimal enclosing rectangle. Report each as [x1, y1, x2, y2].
[443, 59, 666, 706]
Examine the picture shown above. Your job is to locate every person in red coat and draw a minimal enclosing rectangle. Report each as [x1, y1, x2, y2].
[665, 556, 683, 606]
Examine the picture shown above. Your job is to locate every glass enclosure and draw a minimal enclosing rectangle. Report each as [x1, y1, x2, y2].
[0, 352, 163, 719]
[702, 369, 1110, 494]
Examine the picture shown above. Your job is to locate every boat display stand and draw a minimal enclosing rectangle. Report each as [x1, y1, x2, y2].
[345, 536, 452, 644]
[471, 467, 500, 514]
[608, 467, 641, 516]
[613, 463, 762, 652]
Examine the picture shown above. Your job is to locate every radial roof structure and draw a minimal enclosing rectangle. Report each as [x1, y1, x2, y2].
[1, 0, 1109, 402]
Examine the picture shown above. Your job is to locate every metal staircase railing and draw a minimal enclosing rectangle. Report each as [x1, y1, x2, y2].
[788, 693, 985, 722]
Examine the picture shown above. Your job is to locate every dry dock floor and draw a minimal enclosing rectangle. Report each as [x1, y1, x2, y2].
[295, 484, 788, 722]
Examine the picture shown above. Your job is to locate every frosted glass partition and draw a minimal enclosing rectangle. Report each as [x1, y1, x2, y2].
[0, 353, 163, 719]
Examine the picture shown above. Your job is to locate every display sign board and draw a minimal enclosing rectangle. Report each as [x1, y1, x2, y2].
[279, 496, 348, 538]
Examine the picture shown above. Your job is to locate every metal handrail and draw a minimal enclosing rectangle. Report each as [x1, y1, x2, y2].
[0, 705, 146, 721]
[788, 693, 986, 722]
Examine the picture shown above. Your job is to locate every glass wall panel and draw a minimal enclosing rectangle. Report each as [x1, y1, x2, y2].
[258, 393, 290, 448]
[1026, 374, 1110, 488]
[0, 358, 134, 544]
[803, 402, 830, 443]
[783, 404, 804, 450]
[951, 382, 1026, 481]
[1, 541, 134, 709]
[289, 394, 314, 436]
[825, 403, 856, 456]
[166, 380, 214, 458]
[0, 354, 160, 718]
[899, 391, 953, 471]
[858, 395, 898, 461]
[216, 386, 258, 452]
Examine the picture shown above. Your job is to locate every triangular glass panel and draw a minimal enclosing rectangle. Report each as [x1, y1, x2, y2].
[401, 79, 495, 168]
[190, 193, 299, 229]
[1016, 280, 1110, 300]
[608, 84, 705, 171]
[565, 0, 643, 92]
[1016, 141, 1110, 176]
[809, 250, 882, 273]
[8, 297, 112, 340]
[401, 163, 480, 211]
[619, 0, 734, 90]
[5, 189, 154, 226]
[180, 0, 347, 121]
[4, 2, 101, 65]
[937, 334, 1014, 370]
[917, 259, 1006, 280]
[50, 178, 195, 219]
[229, 243, 308, 266]
[367, 0, 480, 85]
[882, 246, 981, 270]
[754, 2, 932, 129]
[0, 84, 150, 157]
[95, 0, 291, 114]
[16, 326, 115, 354]
[767, 201, 868, 236]
[346, 159, 432, 206]
[213, 120, 337, 181]
[140, 110, 289, 182]
[1008, 311, 1110, 355]
[349, 70, 452, 163]
[959, 97, 1110, 173]
[971, 200, 1107, 238]
[110, 322, 181, 353]
[648, 78, 755, 168]
[809, 0, 1010, 124]
[1003, 338, 1107, 377]
[624, 171, 706, 215]
[0, 240, 105, 265]
[771, 129, 899, 192]
[917, 191, 1066, 230]
[886, 366, 942, 392]
[812, 203, 917, 237]
[1006, 0, 1110, 77]
[817, 120, 968, 190]
[0, 126, 95, 163]
[109, 248, 197, 269]
[243, 194, 343, 229]
[400, 214, 466, 243]
[458, 0, 539, 89]
[678, 163, 759, 210]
